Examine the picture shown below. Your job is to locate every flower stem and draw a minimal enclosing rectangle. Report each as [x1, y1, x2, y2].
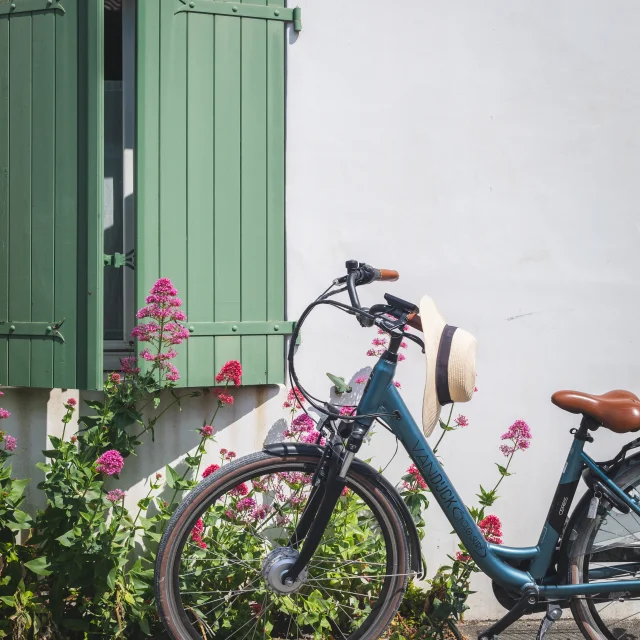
[433, 404, 455, 455]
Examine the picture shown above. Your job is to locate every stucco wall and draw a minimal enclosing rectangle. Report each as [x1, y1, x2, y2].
[3, 0, 640, 621]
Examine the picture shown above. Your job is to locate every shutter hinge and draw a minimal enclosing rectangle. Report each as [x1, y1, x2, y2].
[0, 319, 66, 343]
[104, 250, 135, 270]
[176, 1, 302, 32]
[0, 0, 66, 16]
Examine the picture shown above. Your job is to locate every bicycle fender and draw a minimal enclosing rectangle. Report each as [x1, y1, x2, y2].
[264, 442, 424, 578]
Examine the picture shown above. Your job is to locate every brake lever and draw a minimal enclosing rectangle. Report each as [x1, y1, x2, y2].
[403, 331, 425, 353]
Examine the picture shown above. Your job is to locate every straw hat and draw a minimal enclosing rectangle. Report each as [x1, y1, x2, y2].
[420, 295, 477, 436]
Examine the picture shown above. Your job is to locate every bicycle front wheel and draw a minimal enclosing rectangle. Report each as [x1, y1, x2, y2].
[568, 457, 640, 640]
[156, 450, 410, 640]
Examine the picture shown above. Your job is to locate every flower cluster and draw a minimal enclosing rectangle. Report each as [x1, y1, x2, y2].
[106, 489, 125, 504]
[402, 464, 428, 492]
[282, 393, 325, 445]
[283, 387, 305, 410]
[95, 450, 125, 476]
[132, 278, 189, 383]
[201, 425, 214, 438]
[499, 420, 532, 457]
[215, 360, 242, 387]
[0, 396, 17, 453]
[478, 514, 503, 545]
[366, 328, 407, 362]
[202, 463, 220, 478]
[453, 415, 469, 428]
[190, 518, 207, 549]
[120, 356, 140, 375]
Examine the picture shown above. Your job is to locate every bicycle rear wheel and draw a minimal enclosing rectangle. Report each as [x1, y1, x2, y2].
[155, 450, 410, 640]
[568, 458, 640, 640]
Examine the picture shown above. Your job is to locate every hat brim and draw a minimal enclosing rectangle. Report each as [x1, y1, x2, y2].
[420, 296, 447, 437]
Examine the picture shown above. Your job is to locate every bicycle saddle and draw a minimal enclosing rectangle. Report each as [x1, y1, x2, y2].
[552, 389, 640, 433]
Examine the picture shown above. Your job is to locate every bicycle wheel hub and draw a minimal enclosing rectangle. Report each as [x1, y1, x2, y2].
[262, 547, 308, 594]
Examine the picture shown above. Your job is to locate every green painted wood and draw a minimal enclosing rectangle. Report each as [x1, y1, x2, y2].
[213, 14, 242, 376]
[0, 0, 103, 390]
[8, 13, 33, 387]
[186, 321, 295, 336]
[174, 0, 301, 31]
[266, 4, 286, 384]
[137, 0, 289, 387]
[53, 0, 78, 387]
[0, 0, 65, 16]
[186, 13, 215, 386]
[0, 17, 8, 383]
[30, 10, 56, 387]
[241, 7, 268, 385]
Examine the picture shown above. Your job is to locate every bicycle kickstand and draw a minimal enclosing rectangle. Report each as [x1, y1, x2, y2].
[478, 588, 538, 640]
[536, 603, 563, 640]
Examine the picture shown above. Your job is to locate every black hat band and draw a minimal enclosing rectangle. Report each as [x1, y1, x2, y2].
[435, 324, 458, 406]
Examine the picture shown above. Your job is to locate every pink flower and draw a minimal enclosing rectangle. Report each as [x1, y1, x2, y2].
[213, 389, 234, 405]
[291, 413, 315, 432]
[0, 408, 10, 420]
[404, 464, 427, 490]
[95, 450, 124, 476]
[394, 381, 402, 388]
[155, 472, 162, 480]
[341, 486, 350, 497]
[0, 391, 3, 396]
[397, 353, 406, 362]
[120, 356, 140, 375]
[71, 436, 78, 443]
[454, 415, 469, 428]
[202, 464, 220, 478]
[500, 420, 532, 457]
[3, 435, 17, 452]
[456, 552, 470, 562]
[215, 360, 242, 386]
[230, 483, 249, 497]
[106, 489, 125, 503]
[252, 505, 269, 520]
[371, 337, 387, 347]
[400, 342, 408, 349]
[237, 497, 256, 511]
[67, 398, 77, 407]
[354, 376, 368, 385]
[225, 451, 236, 460]
[220, 448, 228, 456]
[201, 425, 214, 438]
[283, 387, 305, 410]
[108, 372, 121, 385]
[339, 406, 356, 417]
[301, 430, 325, 445]
[479, 515, 503, 545]
[164, 363, 180, 382]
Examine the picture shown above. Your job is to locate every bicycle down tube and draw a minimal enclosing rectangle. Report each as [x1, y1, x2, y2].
[357, 354, 640, 598]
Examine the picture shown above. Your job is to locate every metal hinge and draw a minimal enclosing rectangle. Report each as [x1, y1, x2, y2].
[176, 0, 302, 32]
[104, 250, 135, 270]
[0, 319, 66, 343]
[0, 0, 66, 16]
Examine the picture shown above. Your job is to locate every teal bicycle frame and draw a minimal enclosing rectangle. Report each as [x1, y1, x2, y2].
[357, 354, 640, 599]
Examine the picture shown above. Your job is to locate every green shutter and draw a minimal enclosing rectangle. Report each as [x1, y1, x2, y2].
[137, 0, 294, 387]
[0, 0, 104, 390]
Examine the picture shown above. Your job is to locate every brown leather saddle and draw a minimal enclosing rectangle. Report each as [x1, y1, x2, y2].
[552, 389, 640, 433]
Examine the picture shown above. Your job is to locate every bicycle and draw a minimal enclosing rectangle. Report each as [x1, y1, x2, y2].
[155, 259, 640, 640]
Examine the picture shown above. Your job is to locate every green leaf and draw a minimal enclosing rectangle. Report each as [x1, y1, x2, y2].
[85, 400, 105, 412]
[106, 567, 117, 591]
[495, 464, 512, 477]
[139, 618, 151, 635]
[24, 557, 52, 576]
[165, 465, 180, 489]
[7, 478, 30, 503]
[56, 529, 76, 547]
[0, 596, 14, 607]
[153, 396, 161, 409]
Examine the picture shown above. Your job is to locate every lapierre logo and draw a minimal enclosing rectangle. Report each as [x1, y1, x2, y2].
[411, 440, 487, 557]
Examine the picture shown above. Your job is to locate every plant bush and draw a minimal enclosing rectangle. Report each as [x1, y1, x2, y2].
[0, 280, 532, 639]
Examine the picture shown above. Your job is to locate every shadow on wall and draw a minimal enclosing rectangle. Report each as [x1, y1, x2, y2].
[82, 384, 281, 499]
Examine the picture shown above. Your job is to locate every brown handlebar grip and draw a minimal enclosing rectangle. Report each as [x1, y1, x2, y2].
[406, 313, 423, 332]
[378, 269, 400, 282]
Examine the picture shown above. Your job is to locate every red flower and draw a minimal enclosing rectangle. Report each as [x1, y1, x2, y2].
[108, 373, 121, 385]
[202, 464, 220, 478]
[67, 398, 77, 407]
[216, 360, 242, 386]
[214, 389, 234, 405]
[456, 552, 470, 562]
[479, 515, 503, 545]
[201, 425, 214, 437]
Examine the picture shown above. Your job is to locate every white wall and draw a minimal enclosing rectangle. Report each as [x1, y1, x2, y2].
[285, 0, 640, 618]
[3, 0, 640, 621]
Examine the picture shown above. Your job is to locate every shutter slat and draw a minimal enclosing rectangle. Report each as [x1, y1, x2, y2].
[8, 14, 33, 387]
[0, 17, 8, 383]
[265, 15, 286, 384]
[241, 12, 268, 385]
[159, 1, 188, 381]
[53, 0, 78, 388]
[186, 13, 216, 386]
[30, 11, 56, 388]
[213, 15, 242, 373]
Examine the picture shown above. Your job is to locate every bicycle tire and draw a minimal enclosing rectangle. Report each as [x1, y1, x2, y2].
[155, 450, 411, 640]
[568, 456, 640, 640]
